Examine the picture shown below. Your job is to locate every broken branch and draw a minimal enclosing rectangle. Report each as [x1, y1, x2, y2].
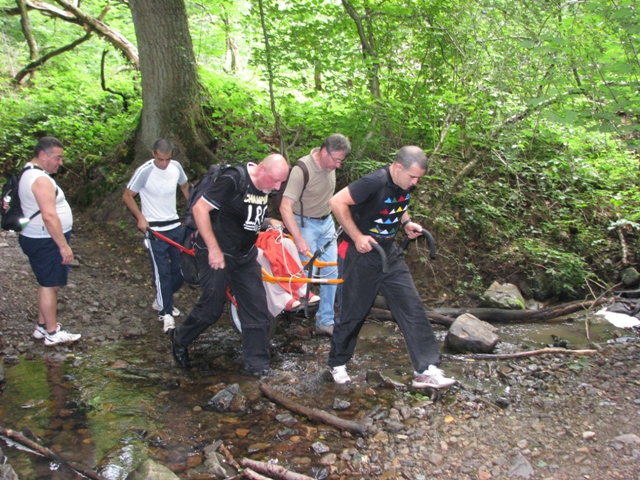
[0, 427, 106, 480]
[240, 458, 315, 480]
[447, 347, 598, 360]
[259, 383, 370, 436]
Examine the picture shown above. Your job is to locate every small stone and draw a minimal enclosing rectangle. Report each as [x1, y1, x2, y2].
[614, 433, 640, 445]
[582, 431, 596, 440]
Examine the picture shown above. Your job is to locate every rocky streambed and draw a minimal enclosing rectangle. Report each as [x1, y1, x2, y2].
[1, 222, 640, 480]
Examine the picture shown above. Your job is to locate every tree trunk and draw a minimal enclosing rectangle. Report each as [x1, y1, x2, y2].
[128, 0, 216, 168]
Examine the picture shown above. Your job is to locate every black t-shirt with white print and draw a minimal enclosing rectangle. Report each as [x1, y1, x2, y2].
[346, 165, 412, 249]
[198, 165, 269, 256]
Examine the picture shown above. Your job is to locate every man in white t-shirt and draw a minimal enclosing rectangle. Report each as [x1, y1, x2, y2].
[123, 139, 189, 333]
[18, 136, 81, 346]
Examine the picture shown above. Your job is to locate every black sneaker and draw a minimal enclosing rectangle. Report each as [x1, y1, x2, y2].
[170, 329, 191, 368]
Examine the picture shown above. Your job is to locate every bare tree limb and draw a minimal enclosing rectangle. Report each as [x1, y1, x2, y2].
[53, 0, 138, 67]
[2, 0, 80, 23]
[257, 0, 286, 158]
[447, 347, 598, 360]
[0, 427, 106, 480]
[219, 443, 241, 471]
[259, 382, 370, 436]
[241, 458, 315, 480]
[13, 30, 93, 84]
[16, 0, 38, 61]
[100, 49, 129, 111]
[242, 468, 274, 480]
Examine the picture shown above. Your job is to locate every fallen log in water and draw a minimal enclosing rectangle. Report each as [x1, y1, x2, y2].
[0, 427, 106, 480]
[259, 383, 370, 436]
[240, 458, 315, 480]
[370, 296, 606, 325]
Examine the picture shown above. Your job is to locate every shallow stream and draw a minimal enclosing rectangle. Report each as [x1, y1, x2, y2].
[0, 310, 631, 479]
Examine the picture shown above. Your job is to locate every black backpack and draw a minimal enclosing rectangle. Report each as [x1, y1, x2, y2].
[179, 164, 247, 287]
[183, 164, 247, 231]
[1, 165, 46, 232]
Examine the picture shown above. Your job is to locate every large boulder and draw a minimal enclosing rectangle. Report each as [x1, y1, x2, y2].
[481, 281, 525, 310]
[621, 267, 640, 288]
[445, 314, 499, 353]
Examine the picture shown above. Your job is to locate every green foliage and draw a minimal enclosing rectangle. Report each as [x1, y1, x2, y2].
[503, 238, 596, 298]
[1, 0, 640, 301]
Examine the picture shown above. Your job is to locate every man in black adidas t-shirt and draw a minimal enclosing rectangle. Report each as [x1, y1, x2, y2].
[328, 146, 456, 389]
[170, 154, 289, 374]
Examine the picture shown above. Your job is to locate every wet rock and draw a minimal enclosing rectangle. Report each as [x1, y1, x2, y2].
[3, 356, 19, 366]
[319, 452, 337, 466]
[507, 452, 534, 478]
[207, 384, 246, 412]
[445, 314, 499, 353]
[366, 371, 407, 389]
[247, 442, 269, 453]
[125, 458, 180, 479]
[312, 441, 331, 454]
[203, 451, 233, 478]
[275, 412, 297, 427]
[0, 464, 20, 480]
[613, 433, 640, 445]
[621, 267, 640, 288]
[333, 398, 351, 410]
[481, 281, 525, 310]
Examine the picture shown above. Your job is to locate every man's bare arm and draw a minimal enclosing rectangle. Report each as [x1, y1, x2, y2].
[122, 188, 149, 233]
[193, 198, 225, 270]
[279, 196, 309, 254]
[179, 182, 190, 200]
[329, 187, 375, 253]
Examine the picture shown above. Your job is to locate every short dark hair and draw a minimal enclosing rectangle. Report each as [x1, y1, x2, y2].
[34, 137, 63, 156]
[394, 146, 428, 170]
[321, 134, 351, 157]
[152, 138, 173, 155]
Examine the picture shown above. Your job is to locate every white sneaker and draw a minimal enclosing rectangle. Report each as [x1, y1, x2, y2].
[330, 365, 351, 384]
[152, 300, 180, 317]
[159, 314, 175, 333]
[412, 365, 456, 389]
[44, 326, 81, 346]
[33, 324, 47, 340]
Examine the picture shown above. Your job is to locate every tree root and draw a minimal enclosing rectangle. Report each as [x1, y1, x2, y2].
[0, 427, 106, 480]
[259, 383, 370, 436]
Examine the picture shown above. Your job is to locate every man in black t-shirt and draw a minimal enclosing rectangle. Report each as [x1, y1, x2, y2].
[170, 154, 290, 374]
[328, 146, 456, 389]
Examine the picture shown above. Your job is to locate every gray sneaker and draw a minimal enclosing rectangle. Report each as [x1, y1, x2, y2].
[315, 324, 334, 336]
